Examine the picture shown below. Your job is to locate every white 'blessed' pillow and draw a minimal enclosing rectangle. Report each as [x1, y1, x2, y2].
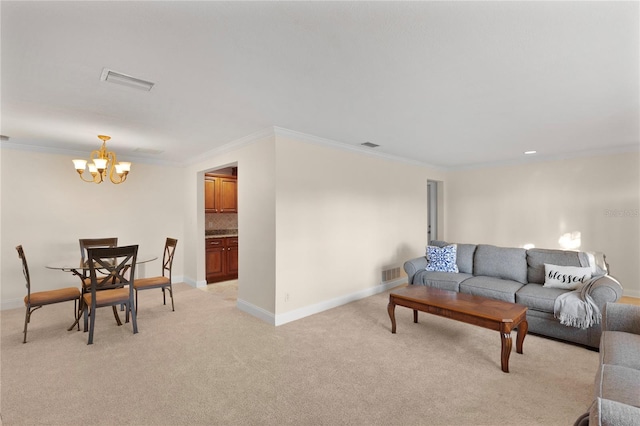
[543, 264, 592, 290]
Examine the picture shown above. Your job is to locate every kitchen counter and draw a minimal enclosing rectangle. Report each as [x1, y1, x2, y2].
[205, 229, 238, 238]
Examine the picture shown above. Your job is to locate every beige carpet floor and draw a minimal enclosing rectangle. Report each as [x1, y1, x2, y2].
[0, 283, 597, 425]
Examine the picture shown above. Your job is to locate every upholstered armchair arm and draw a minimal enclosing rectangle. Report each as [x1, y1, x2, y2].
[602, 303, 640, 334]
[587, 275, 624, 310]
[403, 257, 428, 284]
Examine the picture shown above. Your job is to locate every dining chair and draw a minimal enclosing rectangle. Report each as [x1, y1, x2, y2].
[16, 245, 81, 343]
[133, 238, 178, 312]
[78, 237, 118, 288]
[82, 245, 138, 345]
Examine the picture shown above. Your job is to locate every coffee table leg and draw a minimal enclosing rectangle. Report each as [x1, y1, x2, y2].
[500, 332, 512, 373]
[516, 320, 528, 354]
[388, 297, 397, 334]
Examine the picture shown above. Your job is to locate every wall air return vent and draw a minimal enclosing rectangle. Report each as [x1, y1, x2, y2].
[101, 68, 155, 91]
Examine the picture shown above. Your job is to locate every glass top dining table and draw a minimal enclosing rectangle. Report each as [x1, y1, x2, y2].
[46, 254, 158, 272]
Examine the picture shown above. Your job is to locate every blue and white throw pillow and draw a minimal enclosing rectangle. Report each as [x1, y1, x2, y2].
[425, 244, 459, 273]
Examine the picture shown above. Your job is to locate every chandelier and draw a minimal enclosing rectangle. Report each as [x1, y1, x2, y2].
[72, 135, 131, 184]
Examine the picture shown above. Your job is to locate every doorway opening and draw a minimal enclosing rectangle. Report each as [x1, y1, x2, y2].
[427, 180, 439, 243]
[202, 164, 238, 301]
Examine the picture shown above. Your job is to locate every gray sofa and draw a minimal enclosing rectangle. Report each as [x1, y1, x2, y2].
[575, 303, 640, 425]
[403, 241, 624, 348]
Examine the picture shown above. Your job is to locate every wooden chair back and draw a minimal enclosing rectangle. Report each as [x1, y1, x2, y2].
[16, 245, 32, 302]
[87, 245, 137, 294]
[79, 237, 118, 266]
[162, 238, 178, 278]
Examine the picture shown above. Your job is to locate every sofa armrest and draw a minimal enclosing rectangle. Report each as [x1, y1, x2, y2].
[403, 257, 428, 284]
[603, 303, 640, 334]
[587, 275, 624, 310]
[590, 397, 640, 426]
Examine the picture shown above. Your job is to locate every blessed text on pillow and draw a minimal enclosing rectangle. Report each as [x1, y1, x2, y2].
[543, 264, 592, 290]
[425, 244, 459, 273]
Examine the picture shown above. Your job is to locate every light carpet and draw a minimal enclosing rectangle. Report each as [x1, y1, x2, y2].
[0, 283, 598, 425]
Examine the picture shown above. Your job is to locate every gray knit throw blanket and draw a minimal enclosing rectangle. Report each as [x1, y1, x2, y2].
[553, 277, 602, 329]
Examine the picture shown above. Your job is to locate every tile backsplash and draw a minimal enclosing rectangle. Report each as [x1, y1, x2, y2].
[206, 213, 238, 231]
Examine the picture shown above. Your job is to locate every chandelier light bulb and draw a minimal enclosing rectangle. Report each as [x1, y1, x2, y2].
[93, 158, 108, 171]
[72, 159, 87, 171]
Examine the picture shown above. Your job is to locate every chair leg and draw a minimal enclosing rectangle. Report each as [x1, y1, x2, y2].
[88, 308, 96, 345]
[129, 302, 138, 335]
[169, 285, 174, 311]
[135, 289, 138, 312]
[112, 306, 122, 326]
[74, 299, 80, 331]
[23, 306, 29, 343]
[83, 305, 89, 332]
[162, 287, 166, 305]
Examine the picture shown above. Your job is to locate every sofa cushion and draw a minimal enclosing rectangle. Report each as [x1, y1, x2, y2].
[459, 276, 525, 303]
[527, 248, 582, 284]
[412, 270, 472, 292]
[599, 331, 640, 370]
[474, 244, 528, 284]
[426, 244, 459, 273]
[515, 283, 569, 314]
[456, 244, 477, 274]
[595, 364, 640, 408]
[429, 240, 448, 248]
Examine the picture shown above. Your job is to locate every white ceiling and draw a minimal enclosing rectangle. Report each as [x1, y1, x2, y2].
[1, 1, 638, 169]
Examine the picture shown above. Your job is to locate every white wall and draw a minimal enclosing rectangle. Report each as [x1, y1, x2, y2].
[183, 129, 446, 324]
[273, 133, 446, 321]
[0, 148, 185, 308]
[445, 152, 640, 297]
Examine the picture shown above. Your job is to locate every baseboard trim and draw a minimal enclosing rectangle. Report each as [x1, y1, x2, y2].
[235, 279, 406, 326]
[236, 298, 275, 325]
[180, 276, 207, 288]
[274, 278, 406, 326]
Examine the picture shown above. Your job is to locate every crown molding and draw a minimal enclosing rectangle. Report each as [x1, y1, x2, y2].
[185, 127, 276, 165]
[0, 140, 181, 167]
[449, 143, 640, 171]
[272, 126, 445, 171]
[186, 125, 446, 170]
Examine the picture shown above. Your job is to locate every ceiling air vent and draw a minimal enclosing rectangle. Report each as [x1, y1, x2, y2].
[361, 142, 379, 148]
[101, 68, 155, 91]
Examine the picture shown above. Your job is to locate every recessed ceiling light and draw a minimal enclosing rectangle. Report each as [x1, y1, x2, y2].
[524, 150, 537, 155]
[361, 142, 380, 148]
[101, 68, 155, 91]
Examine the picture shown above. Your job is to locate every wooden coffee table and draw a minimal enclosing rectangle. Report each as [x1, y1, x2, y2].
[388, 285, 528, 373]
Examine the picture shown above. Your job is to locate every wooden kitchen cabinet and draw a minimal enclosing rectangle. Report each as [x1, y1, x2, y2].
[205, 174, 237, 213]
[206, 237, 238, 283]
[205, 238, 225, 282]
